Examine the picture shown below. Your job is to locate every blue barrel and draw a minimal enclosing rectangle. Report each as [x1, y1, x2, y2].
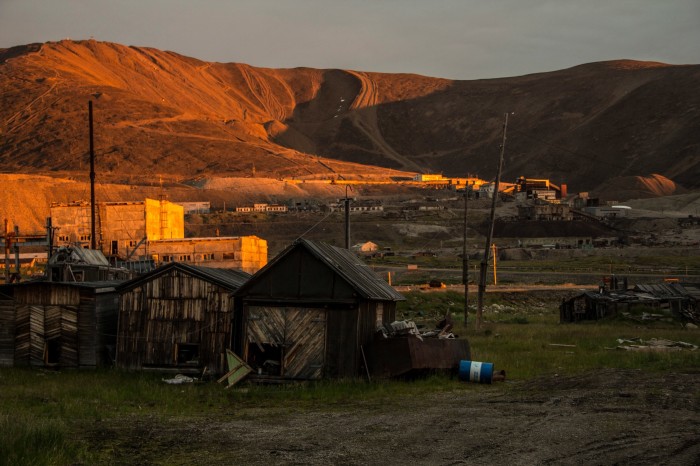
[458, 360, 494, 384]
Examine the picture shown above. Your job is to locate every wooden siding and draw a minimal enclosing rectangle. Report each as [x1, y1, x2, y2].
[245, 306, 326, 379]
[0, 296, 15, 367]
[242, 248, 358, 302]
[4, 284, 117, 368]
[116, 269, 234, 374]
[325, 307, 359, 378]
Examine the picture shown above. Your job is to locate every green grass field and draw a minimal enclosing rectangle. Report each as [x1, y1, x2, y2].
[1, 290, 698, 465]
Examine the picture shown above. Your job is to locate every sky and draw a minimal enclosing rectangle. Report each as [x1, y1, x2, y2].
[1, 0, 698, 80]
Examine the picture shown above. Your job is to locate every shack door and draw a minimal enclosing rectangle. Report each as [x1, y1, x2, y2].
[246, 306, 326, 380]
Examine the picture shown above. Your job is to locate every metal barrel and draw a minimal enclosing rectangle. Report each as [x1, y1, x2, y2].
[458, 360, 494, 384]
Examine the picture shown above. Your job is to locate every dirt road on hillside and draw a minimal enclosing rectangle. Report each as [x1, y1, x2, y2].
[92, 369, 699, 465]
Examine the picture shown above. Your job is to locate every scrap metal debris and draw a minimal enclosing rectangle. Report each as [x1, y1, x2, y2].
[380, 312, 456, 340]
[612, 338, 698, 352]
[162, 374, 195, 384]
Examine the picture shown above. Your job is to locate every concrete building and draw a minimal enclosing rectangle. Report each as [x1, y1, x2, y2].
[51, 199, 268, 274]
[51, 199, 184, 256]
[152, 236, 267, 275]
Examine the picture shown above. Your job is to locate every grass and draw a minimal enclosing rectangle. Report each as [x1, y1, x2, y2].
[1, 290, 698, 464]
[0, 414, 83, 466]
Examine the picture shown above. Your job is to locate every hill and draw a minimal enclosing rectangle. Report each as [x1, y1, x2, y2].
[1, 40, 699, 194]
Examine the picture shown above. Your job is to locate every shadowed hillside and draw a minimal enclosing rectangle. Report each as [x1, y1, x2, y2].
[1, 40, 699, 193]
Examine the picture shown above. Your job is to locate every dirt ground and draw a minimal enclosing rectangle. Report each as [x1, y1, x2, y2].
[88, 369, 700, 465]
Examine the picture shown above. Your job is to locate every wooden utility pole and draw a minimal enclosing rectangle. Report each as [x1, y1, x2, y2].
[462, 186, 470, 325]
[89, 100, 97, 250]
[476, 113, 509, 330]
[344, 185, 351, 249]
[492, 243, 498, 285]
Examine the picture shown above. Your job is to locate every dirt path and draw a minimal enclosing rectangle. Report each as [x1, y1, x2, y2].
[91, 369, 699, 465]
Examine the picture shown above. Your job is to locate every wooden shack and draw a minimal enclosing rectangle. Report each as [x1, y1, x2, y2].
[0, 281, 121, 368]
[233, 239, 405, 380]
[116, 262, 250, 375]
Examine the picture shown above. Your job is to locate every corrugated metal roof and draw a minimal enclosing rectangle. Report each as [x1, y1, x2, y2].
[188, 265, 250, 289]
[0, 280, 124, 292]
[290, 239, 404, 301]
[118, 262, 250, 292]
[634, 284, 688, 298]
[48, 246, 110, 266]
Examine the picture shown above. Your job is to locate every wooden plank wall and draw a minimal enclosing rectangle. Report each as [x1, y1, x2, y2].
[245, 306, 327, 380]
[117, 270, 234, 374]
[29, 305, 45, 366]
[324, 307, 359, 378]
[7, 285, 111, 368]
[13, 304, 30, 365]
[79, 294, 97, 367]
[61, 305, 79, 367]
[0, 297, 15, 367]
[283, 307, 326, 379]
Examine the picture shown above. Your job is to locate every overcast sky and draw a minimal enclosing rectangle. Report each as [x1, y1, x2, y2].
[1, 0, 698, 80]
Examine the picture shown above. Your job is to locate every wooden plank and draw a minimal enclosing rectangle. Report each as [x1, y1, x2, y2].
[284, 308, 326, 379]
[217, 349, 252, 388]
[0, 299, 16, 367]
[29, 305, 45, 366]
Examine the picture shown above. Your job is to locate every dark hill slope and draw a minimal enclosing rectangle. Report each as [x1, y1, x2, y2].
[1, 40, 698, 191]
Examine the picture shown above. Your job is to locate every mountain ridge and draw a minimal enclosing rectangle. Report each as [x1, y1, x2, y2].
[1, 40, 698, 193]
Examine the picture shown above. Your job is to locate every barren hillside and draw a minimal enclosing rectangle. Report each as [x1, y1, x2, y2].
[1, 40, 698, 194]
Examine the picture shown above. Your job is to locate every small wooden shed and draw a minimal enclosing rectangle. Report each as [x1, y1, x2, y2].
[233, 239, 405, 380]
[0, 281, 121, 368]
[116, 262, 250, 375]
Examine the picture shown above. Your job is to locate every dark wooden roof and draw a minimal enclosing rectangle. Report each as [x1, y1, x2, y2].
[235, 239, 404, 302]
[0, 280, 124, 293]
[117, 262, 250, 293]
[635, 283, 700, 300]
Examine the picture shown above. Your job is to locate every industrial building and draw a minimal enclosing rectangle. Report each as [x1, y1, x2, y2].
[50, 198, 268, 274]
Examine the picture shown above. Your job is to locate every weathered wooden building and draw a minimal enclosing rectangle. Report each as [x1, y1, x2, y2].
[232, 239, 405, 380]
[0, 281, 121, 368]
[46, 246, 132, 282]
[560, 282, 700, 323]
[116, 262, 250, 375]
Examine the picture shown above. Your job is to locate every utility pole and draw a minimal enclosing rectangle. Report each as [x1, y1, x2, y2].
[476, 112, 510, 330]
[344, 185, 351, 249]
[462, 185, 470, 325]
[89, 100, 97, 250]
[492, 243, 498, 285]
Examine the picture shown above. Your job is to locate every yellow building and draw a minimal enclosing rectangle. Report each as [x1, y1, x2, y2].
[150, 236, 267, 275]
[50, 199, 184, 256]
[50, 199, 267, 273]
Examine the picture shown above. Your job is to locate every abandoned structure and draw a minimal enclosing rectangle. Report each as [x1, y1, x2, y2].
[0, 280, 122, 368]
[115, 262, 250, 375]
[560, 281, 700, 323]
[517, 202, 574, 222]
[50, 198, 268, 274]
[494, 218, 619, 249]
[51, 199, 184, 253]
[232, 239, 405, 381]
[46, 246, 132, 282]
[148, 236, 267, 275]
[512, 177, 567, 202]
